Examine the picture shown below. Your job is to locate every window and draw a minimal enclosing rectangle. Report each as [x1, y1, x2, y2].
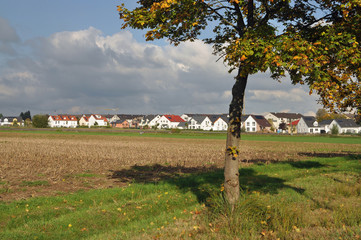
[252, 122, 255, 126]
[246, 127, 250, 132]
[252, 127, 255, 131]
[247, 122, 250, 126]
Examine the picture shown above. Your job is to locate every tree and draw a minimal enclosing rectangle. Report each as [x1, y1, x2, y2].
[316, 108, 347, 122]
[118, 1, 361, 206]
[0, 113, 3, 119]
[20, 111, 31, 121]
[32, 115, 49, 128]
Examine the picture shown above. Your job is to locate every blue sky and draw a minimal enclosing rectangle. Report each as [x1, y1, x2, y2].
[0, 0, 321, 116]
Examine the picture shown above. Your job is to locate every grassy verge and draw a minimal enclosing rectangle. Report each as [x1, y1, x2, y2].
[1, 155, 360, 239]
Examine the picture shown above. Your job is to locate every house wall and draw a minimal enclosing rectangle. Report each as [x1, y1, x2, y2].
[244, 116, 257, 132]
[212, 118, 228, 131]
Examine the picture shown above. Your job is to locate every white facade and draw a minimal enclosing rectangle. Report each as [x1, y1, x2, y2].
[48, 116, 78, 128]
[141, 115, 161, 128]
[88, 115, 108, 127]
[212, 117, 228, 131]
[296, 118, 320, 134]
[243, 115, 257, 132]
[329, 119, 360, 134]
[189, 116, 212, 130]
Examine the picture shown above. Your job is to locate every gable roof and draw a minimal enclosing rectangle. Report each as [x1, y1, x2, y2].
[191, 115, 208, 123]
[334, 119, 360, 128]
[91, 114, 108, 122]
[302, 116, 317, 127]
[251, 115, 272, 127]
[319, 119, 333, 126]
[163, 115, 185, 122]
[270, 112, 303, 119]
[50, 115, 77, 121]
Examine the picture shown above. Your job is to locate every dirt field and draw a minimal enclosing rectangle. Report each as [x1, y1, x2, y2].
[1, 131, 360, 201]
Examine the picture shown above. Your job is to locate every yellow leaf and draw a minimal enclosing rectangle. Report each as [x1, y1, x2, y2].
[240, 55, 247, 61]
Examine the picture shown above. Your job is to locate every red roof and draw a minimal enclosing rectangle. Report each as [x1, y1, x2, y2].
[91, 114, 108, 122]
[163, 115, 185, 122]
[290, 120, 300, 126]
[50, 115, 77, 121]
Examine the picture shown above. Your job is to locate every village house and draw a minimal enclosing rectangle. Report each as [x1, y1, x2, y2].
[112, 118, 130, 128]
[0, 116, 23, 126]
[157, 115, 186, 129]
[296, 116, 322, 134]
[79, 114, 108, 127]
[188, 116, 213, 130]
[329, 119, 361, 134]
[139, 115, 161, 128]
[264, 112, 303, 130]
[211, 115, 229, 131]
[241, 115, 272, 132]
[48, 115, 78, 128]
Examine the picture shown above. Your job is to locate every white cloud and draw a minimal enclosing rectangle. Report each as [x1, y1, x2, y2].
[0, 27, 320, 116]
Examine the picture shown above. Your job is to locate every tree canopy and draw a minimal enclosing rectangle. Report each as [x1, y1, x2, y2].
[118, 0, 361, 114]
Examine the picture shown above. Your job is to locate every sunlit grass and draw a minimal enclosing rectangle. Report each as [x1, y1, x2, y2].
[1, 156, 360, 239]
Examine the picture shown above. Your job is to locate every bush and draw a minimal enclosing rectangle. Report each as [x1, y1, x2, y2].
[331, 124, 339, 135]
[32, 115, 49, 128]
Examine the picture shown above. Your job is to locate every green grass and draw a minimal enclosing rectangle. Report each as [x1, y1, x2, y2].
[2, 128, 361, 144]
[1, 156, 360, 239]
[20, 180, 50, 187]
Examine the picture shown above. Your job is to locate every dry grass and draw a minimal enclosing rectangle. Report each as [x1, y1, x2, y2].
[1, 132, 360, 201]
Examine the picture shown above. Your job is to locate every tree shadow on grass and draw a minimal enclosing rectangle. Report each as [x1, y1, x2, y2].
[298, 152, 361, 160]
[109, 164, 304, 203]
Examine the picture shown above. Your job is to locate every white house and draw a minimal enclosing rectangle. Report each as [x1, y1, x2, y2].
[329, 119, 361, 134]
[48, 115, 78, 128]
[296, 116, 322, 134]
[89, 114, 108, 127]
[242, 115, 272, 132]
[212, 116, 228, 131]
[139, 115, 161, 128]
[188, 116, 213, 130]
[264, 112, 303, 130]
[0, 116, 23, 126]
[157, 115, 186, 129]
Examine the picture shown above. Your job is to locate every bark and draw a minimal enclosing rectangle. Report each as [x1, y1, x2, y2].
[224, 69, 248, 207]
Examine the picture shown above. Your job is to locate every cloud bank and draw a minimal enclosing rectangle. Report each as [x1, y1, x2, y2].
[0, 18, 320, 116]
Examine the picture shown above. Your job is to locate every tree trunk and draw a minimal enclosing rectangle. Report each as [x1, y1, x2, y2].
[224, 70, 248, 207]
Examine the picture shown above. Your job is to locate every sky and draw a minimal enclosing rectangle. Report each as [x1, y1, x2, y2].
[0, 0, 322, 117]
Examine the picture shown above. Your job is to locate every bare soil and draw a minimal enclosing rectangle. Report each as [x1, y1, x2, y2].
[1, 131, 360, 201]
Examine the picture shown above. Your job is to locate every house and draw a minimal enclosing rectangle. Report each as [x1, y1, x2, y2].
[79, 115, 90, 127]
[48, 115, 78, 128]
[242, 115, 272, 132]
[212, 115, 229, 131]
[79, 114, 108, 127]
[112, 119, 130, 128]
[0, 116, 23, 126]
[318, 119, 333, 133]
[157, 115, 186, 129]
[329, 119, 361, 134]
[139, 115, 161, 128]
[188, 116, 213, 130]
[89, 114, 108, 127]
[264, 112, 303, 130]
[296, 116, 322, 134]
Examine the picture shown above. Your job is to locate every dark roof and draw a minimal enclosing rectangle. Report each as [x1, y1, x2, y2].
[191, 116, 208, 123]
[319, 119, 333, 126]
[270, 112, 303, 119]
[334, 119, 360, 128]
[251, 115, 272, 127]
[302, 116, 317, 127]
